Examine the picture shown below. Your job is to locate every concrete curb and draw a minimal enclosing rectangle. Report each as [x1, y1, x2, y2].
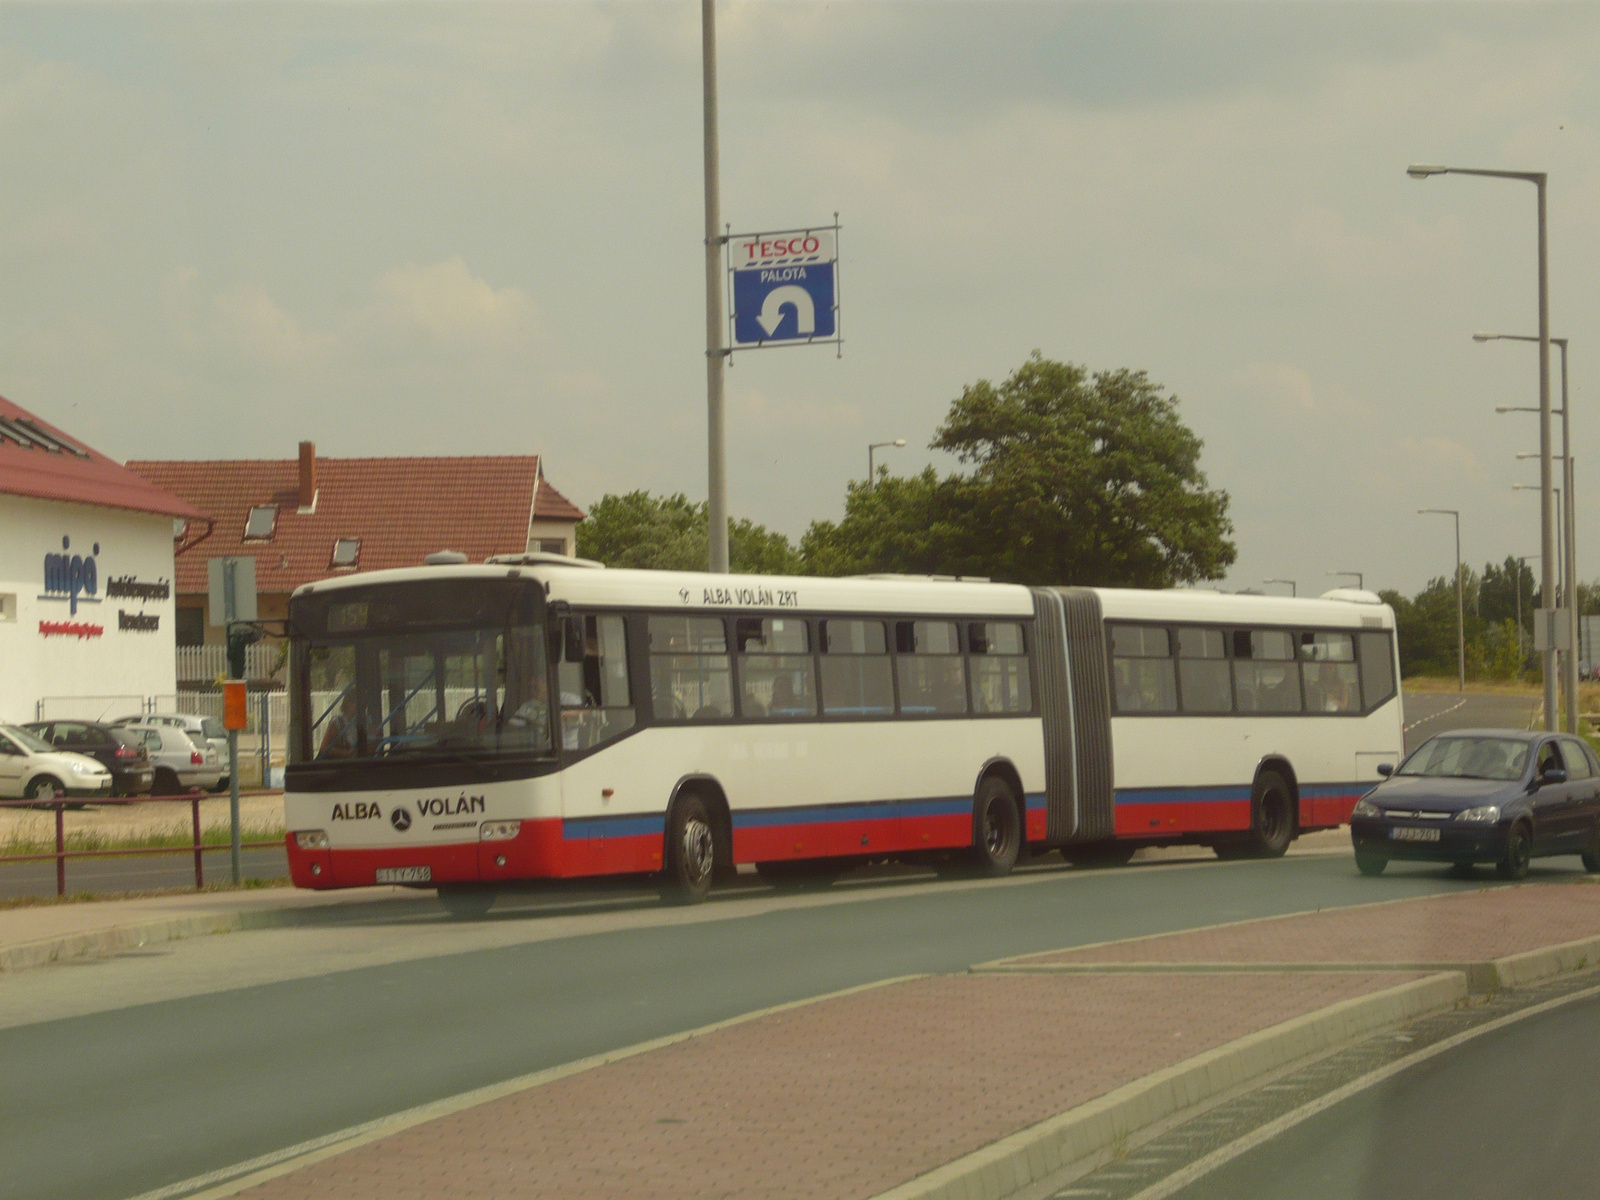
[0, 907, 306, 974]
[868, 971, 1466, 1200]
[1492, 932, 1600, 991]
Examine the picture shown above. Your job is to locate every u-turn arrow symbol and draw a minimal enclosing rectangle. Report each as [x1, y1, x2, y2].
[756, 285, 815, 337]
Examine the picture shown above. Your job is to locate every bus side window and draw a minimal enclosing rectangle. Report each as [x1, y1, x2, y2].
[1177, 627, 1230, 713]
[968, 621, 1031, 714]
[1299, 631, 1357, 713]
[560, 614, 636, 751]
[1110, 624, 1176, 714]
[895, 620, 967, 715]
[736, 617, 817, 720]
[1233, 629, 1301, 713]
[819, 619, 894, 717]
[648, 616, 732, 722]
[1358, 631, 1395, 711]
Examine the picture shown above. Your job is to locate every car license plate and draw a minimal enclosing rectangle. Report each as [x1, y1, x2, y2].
[375, 866, 431, 883]
[1389, 827, 1440, 843]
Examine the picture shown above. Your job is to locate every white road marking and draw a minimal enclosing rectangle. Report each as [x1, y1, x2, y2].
[1126, 980, 1600, 1200]
[1403, 697, 1466, 734]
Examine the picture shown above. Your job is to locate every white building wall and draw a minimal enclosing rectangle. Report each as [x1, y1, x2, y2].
[0, 494, 178, 723]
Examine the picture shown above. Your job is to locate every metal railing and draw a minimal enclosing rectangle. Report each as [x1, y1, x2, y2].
[0, 794, 284, 897]
[175, 643, 284, 683]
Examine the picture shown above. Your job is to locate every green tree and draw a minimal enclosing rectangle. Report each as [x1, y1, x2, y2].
[1479, 556, 1534, 633]
[802, 354, 1236, 585]
[1382, 574, 1486, 678]
[575, 491, 802, 574]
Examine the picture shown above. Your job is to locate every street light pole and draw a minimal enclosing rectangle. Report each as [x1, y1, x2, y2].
[1481, 333, 1577, 730]
[1410, 164, 1553, 728]
[1419, 508, 1464, 692]
[702, 0, 729, 573]
[866, 439, 906, 492]
[1327, 571, 1364, 590]
[1264, 578, 1296, 596]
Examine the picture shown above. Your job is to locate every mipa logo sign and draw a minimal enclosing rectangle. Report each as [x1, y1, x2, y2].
[41, 536, 101, 615]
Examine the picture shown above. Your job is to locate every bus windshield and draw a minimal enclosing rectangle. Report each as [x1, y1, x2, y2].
[291, 579, 551, 763]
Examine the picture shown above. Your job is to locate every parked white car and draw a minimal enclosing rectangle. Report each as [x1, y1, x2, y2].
[117, 724, 224, 795]
[112, 713, 231, 791]
[0, 725, 114, 803]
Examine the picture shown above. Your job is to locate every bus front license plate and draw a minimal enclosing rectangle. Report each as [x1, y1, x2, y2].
[376, 866, 432, 883]
[1389, 827, 1440, 843]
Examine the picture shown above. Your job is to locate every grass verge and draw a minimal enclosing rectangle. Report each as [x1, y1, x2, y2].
[0, 877, 293, 909]
[1, 824, 287, 859]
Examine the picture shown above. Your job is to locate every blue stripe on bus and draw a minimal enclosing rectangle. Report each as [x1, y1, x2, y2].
[562, 814, 667, 840]
[732, 796, 973, 829]
[1115, 781, 1368, 805]
[565, 790, 1046, 841]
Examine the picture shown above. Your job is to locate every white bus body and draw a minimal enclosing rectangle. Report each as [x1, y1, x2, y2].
[281, 563, 1400, 896]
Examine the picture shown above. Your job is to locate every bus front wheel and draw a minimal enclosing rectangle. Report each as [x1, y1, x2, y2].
[970, 776, 1022, 876]
[662, 794, 717, 905]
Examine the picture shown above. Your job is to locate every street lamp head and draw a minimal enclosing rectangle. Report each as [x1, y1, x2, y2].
[1472, 332, 1499, 342]
[1407, 163, 1448, 179]
[893, 439, 906, 447]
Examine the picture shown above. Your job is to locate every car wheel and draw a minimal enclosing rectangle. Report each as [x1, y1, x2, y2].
[1582, 824, 1600, 874]
[661, 794, 717, 905]
[436, 884, 496, 920]
[1497, 822, 1532, 881]
[1355, 851, 1388, 877]
[24, 776, 63, 807]
[152, 768, 182, 797]
[1448, 861, 1479, 879]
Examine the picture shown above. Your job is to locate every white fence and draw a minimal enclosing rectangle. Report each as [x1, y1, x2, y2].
[175, 643, 284, 683]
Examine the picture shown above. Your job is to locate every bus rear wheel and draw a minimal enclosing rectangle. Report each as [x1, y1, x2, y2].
[662, 794, 717, 905]
[437, 883, 496, 919]
[969, 776, 1022, 876]
[1227, 770, 1294, 859]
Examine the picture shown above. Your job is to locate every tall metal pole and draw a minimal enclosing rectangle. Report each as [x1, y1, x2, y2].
[1409, 165, 1552, 725]
[1560, 343, 1578, 731]
[1536, 176, 1555, 729]
[702, 0, 729, 574]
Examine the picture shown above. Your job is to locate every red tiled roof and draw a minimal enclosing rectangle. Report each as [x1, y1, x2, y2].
[535, 476, 585, 522]
[0, 394, 202, 521]
[127, 454, 584, 596]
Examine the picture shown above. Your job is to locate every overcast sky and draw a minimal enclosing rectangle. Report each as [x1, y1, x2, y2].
[2, 2, 1598, 597]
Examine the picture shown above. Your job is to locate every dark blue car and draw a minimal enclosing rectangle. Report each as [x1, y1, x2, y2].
[1349, 728, 1600, 879]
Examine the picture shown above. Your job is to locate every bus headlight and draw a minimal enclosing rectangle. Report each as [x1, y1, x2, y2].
[480, 821, 522, 841]
[294, 830, 329, 849]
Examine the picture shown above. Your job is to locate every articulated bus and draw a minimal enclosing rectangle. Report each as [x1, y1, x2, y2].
[282, 557, 1403, 914]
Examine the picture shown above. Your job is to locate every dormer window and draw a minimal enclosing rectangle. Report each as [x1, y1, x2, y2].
[331, 537, 361, 567]
[243, 505, 277, 540]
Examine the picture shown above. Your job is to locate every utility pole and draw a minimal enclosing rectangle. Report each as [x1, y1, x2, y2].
[702, 0, 728, 573]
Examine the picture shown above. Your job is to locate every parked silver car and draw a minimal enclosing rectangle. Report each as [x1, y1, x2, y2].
[0, 725, 114, 803]
[112, 713, 231, 791]
[117, 724, 224, 795]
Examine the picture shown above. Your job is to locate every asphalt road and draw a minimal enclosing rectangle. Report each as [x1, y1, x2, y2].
[1167, 988, 1600, 1200]
[1, 851, 1583, 1200]
[1401, 689, 1541, 752]
[0, 846, 287, 899]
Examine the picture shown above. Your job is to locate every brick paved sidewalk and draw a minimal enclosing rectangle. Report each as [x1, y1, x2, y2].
[204, 883, 1600, 1200]
[230, 972, 1418, 1200]
[1004, 880, 1600, 968]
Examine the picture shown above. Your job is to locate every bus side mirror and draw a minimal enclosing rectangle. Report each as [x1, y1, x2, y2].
[1375, 763, 1393, 777]
[563, 616, 586, 664]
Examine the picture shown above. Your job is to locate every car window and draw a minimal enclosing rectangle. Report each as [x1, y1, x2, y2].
[201, 718, 226, 740]
[1398, 736, 1530, 781]
[1537, 740, 1565, 774]
[2, 725, 55, 754]
[1562, 740, 1593, 779]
